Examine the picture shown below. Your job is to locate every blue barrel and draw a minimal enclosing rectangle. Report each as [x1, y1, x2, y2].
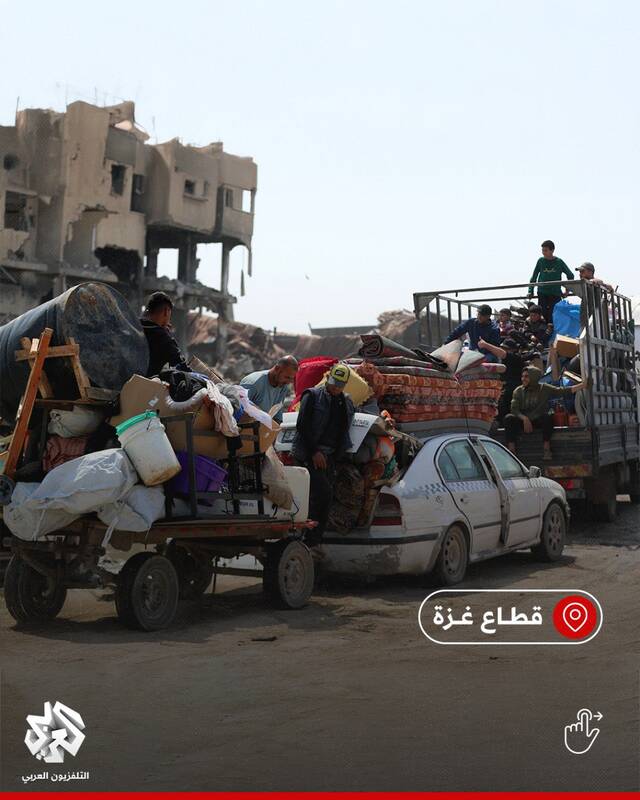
[0, 282, 148, 422]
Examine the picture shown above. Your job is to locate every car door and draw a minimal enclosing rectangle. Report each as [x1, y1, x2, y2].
[478, 439, 541, 546]
[436, 438, 502, 555]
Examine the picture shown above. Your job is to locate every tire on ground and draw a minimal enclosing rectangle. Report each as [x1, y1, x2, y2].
[531, 500, 566, 561]
[433, 524, 468, 586]
[263, 539, 314, 609]
[3, 554, 67, 625]
[115, 552, 180, 631]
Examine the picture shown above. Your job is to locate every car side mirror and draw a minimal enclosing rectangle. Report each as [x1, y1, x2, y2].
[528, 466, 542, 478]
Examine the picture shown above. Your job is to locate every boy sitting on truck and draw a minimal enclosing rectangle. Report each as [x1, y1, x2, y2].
[504, 366, 587, 460]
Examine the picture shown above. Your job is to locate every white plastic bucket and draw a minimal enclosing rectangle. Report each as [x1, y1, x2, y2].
[116, 412, 181, 487]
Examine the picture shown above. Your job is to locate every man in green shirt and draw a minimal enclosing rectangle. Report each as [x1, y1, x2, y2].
[504, 366, 586, 459]
[528, 239, 574, 324]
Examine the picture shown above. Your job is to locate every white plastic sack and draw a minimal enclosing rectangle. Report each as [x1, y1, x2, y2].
[48, 406, 103, 438]
[4, 449, 138, 541]
[236, 386, 275, 430]
[97, 485, 165, 532]
[4, 483, 78, 541]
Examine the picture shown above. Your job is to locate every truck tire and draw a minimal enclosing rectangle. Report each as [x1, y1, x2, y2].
[628, 462, 640, 504]
[593, 495, 617, 523]
[116, 552, 179, 631]
[263, 540, 314, 609]
[531, 501, 566, 562]
[3, 555, 67, 625]
[433, 524, 468, 586]
[587, 467, 617, 522]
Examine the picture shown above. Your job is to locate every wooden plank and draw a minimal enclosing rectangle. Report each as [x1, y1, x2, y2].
[14, 343, 79, 362]
[66, 336, 90, 399]
[3, 328, 53, 478]
[85, 386, 118, 401]
[37, 370, 54, 399]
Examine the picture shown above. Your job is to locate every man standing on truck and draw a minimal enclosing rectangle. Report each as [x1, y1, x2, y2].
[528, 240, 574, 324]
[140, 291, 191, 377]
[504, 366, 587, 460]
[240, 356, 299, 424]
[444, 304, 501, 360]
[292, 363, 355, 543]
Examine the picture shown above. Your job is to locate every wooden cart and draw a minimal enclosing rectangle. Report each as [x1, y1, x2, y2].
[3, 516, 316, 631]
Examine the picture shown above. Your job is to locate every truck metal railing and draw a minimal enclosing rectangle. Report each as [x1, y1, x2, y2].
[413, 281, 638, 438]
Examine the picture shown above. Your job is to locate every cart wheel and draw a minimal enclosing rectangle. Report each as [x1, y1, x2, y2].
[165, 542, 214, 600]
[0, 474, 15, 506]
[115, 552, 179, 631]
[263, 540, 314, 610]
[3, 555, 67, 625]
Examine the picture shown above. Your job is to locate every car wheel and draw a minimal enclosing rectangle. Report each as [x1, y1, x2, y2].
[433, 525, 468, 586]
[531, 501, 566, 562]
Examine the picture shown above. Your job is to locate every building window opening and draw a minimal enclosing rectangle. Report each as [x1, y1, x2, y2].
[4, 191, 29, 231]
[3, 154, 19, 171]
[225, 188, 234, 208]
[202, 180, 209, 197]
[241, 189, 252, 213]
[131, 173, 145, 212]
[184, 179, 196, 196]
[110, 164, 126, 195]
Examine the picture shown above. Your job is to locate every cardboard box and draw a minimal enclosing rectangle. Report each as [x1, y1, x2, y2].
[111, 375, 280, 460]
[555, 335, 580, 358]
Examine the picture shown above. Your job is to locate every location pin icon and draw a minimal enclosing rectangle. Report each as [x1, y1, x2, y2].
[563, 602, 588, 632]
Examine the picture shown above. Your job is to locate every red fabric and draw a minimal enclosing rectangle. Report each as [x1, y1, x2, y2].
[43, 435, 88, 472]
[290, 357, 338, 410]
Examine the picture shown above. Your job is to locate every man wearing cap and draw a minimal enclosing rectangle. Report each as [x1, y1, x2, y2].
[444, 305, 501, 361]
[569, 262, 613, 329]
[292, 364, 355, 541]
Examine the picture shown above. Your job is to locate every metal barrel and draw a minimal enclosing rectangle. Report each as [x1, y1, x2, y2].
[0, 282, 148, 422]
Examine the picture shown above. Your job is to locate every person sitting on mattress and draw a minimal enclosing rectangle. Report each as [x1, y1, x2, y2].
[444, 304, 501, 362]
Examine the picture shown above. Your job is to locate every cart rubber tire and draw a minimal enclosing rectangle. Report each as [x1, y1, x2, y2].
[593, 495, 617, 523]
[165, 542, 213, 600]
[116, 552, 179, 631]
[3, 555, 67, 624]
[263, 540, 314, 609]
[531, 501, 566, 561]
[433, 524, 468, 586]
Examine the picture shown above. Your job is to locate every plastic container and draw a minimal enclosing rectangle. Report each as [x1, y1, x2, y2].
[115, 411, 181, 486]
[170, 452, 228, 494]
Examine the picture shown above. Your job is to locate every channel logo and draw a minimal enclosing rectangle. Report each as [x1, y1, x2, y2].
[419, 589, 603, 645]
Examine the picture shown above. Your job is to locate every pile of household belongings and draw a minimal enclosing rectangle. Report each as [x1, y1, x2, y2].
[3, 365, 294, 544]
[345, 334, 505, 433]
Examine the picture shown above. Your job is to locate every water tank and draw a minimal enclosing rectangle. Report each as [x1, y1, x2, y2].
[0, 282, 148, 422]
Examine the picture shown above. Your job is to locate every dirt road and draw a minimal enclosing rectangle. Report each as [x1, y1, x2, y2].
[1, 503, 638, 792]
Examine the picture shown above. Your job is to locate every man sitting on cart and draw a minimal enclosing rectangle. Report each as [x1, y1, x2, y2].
[292, 364, 355, 543]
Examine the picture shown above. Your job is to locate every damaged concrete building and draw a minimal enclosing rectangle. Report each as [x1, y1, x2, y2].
[0, 99, 257, 358]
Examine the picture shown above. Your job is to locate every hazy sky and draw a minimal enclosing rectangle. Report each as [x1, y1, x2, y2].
[2, 0, 638, 332]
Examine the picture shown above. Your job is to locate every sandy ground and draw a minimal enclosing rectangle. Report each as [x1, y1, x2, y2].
[0, 502, 638, 792]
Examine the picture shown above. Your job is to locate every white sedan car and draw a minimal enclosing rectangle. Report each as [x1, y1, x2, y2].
[319, 433, 569, 585]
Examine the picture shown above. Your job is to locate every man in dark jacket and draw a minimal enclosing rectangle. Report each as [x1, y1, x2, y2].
[292, 363, 355, 541]
[444, 304, 501, 361]
[140, 292, 190, 377]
